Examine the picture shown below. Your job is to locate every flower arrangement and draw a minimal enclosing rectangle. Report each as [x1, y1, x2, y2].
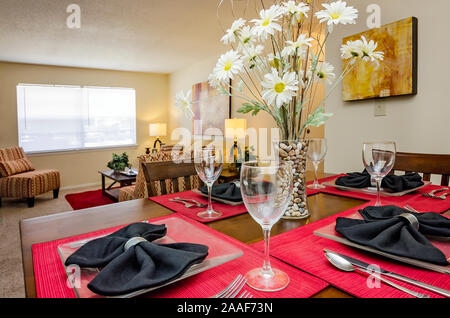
[176, 0, 383, 141]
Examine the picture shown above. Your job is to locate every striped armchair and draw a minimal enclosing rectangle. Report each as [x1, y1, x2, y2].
[0, 147, 60, 208]
[119, 147, 199, 202]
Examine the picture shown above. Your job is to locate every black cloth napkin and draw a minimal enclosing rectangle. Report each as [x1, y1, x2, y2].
[335, 170, 424, 192]
[335, 205, 450, 265]
[199, 182, 242, 202]
[65, 222, 209, 296]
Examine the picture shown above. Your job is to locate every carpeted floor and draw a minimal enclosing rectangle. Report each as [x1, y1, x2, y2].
[0, 185, 105, 298]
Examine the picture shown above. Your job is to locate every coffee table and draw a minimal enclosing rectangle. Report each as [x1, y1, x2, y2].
[99, 170, 136, 202]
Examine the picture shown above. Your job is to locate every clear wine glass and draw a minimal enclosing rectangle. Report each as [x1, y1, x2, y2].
[306, 138, 328, 190]
[240, 161, 293, 291]
[194, 147, 224, 219]
[362, 141, 396, 206]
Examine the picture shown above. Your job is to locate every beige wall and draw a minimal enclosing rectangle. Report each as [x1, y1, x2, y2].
[325, 0, 450, 176]
[0, 62, 169, 188]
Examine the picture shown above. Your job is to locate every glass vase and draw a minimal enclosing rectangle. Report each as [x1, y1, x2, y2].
[275, 140, 310, 219]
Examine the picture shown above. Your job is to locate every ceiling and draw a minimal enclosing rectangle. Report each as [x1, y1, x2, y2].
[0, 0, 257, 73]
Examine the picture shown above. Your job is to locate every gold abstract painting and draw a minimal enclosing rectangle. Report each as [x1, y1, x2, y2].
[192, 81, 230, 136]
[342, 17, 417, 101]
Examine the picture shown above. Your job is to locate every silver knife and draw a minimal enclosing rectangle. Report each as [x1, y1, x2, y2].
[324, 249, 450, 298]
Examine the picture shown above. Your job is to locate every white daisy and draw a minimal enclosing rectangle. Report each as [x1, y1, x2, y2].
[267, 52, 282, 69]
[221, 18, 246, 44]
[175, 90, 194, 118]
[315, 62, 336, 85]
[243, 44, 264, 68]
[315, 0, 358, 32]
[208, 72, 220, 88]
[356, 36, 384, 62]
[340, 39, 361, 59]
[261, 68, 299, 108]
[211, 50, 244, 85]
[251, 5, 283, 41]
[282, 1, 310, 23]
[238, 25, 257, 49]
[297, 69, 307, 88]
[281, 33, 313, 58]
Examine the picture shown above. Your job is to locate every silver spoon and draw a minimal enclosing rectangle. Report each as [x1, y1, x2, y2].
[324, 251, 430, 298]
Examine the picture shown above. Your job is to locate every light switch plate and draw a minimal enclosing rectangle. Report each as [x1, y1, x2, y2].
[374, 100, 386, 116]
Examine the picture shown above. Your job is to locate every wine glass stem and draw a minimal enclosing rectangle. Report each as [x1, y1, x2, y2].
[262, 226, 274, 278]
[375, 177, 382, 206]
[207, 184, 213, 213]
[313, 162, 319, 186]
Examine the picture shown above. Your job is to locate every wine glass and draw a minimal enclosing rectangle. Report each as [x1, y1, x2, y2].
[194, 147, 224, 219]
[240, 161, 293, 291]
[306, 138, 328, 190]
[362, 142, 396, 206]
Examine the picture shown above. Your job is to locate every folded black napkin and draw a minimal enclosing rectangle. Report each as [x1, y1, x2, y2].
[199, 182, 242, 202]
[335, 170, 424, 192]
[65, 222, 208, 296]
[335, 205, 450, 265]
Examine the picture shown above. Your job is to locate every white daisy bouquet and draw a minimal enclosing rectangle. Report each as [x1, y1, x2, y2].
[176, 0, 384, 141]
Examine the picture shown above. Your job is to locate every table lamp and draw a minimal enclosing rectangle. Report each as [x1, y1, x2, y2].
[225, 118, 246, 164]
[148, 123, 167, 154]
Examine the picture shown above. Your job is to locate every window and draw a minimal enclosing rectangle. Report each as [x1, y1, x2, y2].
[17, 84, 136, 153]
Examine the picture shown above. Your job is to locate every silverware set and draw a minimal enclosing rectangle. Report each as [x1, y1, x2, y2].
[324, 249, 450, 298]
[168, 198, 206, 208]
[213, 274, 253, 298]
[422, 187, 449, 200]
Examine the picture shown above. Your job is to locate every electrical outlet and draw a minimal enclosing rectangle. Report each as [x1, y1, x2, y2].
[374, 100, 386, 116]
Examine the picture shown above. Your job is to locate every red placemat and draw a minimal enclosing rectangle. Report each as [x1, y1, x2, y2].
[320, 184, 450, 213]
[32, 214, 329, 298]
[149, 191, 247, 223]
[306, 174, 346, 196]
[251, 203, 450, 298]
[400, 184, 450, 213]
[147, 175, 344, 223]
[251, 201, 375, 252]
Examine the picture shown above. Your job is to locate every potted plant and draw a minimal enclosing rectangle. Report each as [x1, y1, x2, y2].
[107, 152, 131, 174]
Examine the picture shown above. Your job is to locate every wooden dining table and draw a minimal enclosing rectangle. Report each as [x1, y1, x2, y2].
[19, 172, 450, 298]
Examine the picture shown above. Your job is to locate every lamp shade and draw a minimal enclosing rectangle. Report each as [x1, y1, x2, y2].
[149, 123, 167, 137]
[225, 118, 247, 139]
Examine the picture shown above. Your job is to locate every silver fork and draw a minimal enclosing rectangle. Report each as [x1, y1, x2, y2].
[213, 274, 251, 298]
[434, 188, 449, 200]
[403, 205, 420, 213]
[168, 199, 194, 208]
[239, 291, 253, 298]
[174, 197, 206, 208]
[422, 188, 448, 198]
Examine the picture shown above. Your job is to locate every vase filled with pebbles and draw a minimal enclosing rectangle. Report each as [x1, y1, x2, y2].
[274, 140, 310, 220]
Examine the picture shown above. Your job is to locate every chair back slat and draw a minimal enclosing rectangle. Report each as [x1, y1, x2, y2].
[172, 178, 179, 193]
[442, 175, 450, 186]
[141, 161, 198, 196]
[159, 180, 167, 195]
[393, 152, 450, 186]
[184, 176, 191, 190]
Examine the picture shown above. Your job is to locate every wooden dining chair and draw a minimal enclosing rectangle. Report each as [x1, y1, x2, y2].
[391, 152, 450, 186]
[141, 161, 201, 196]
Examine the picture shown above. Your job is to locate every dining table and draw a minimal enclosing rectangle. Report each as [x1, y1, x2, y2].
[19, 172, 450, 299]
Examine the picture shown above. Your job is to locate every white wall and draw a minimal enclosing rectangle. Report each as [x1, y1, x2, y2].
[325, 0, 450, 176]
